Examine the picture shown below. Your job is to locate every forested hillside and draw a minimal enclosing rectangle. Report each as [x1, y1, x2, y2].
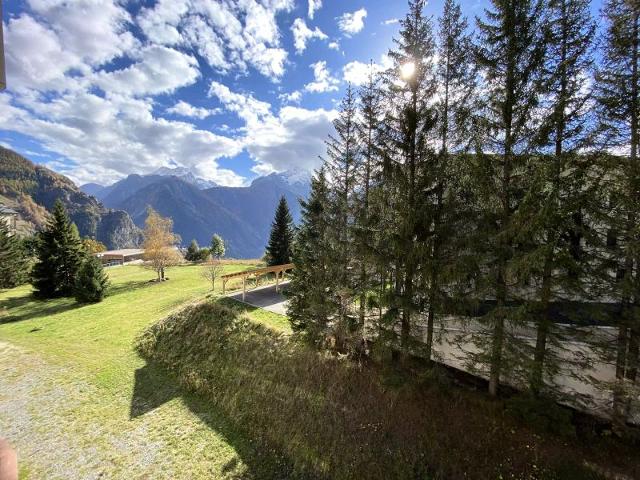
[0, 146, 140, 248]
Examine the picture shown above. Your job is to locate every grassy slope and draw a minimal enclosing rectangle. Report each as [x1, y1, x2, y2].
[0, 263, 288, 479]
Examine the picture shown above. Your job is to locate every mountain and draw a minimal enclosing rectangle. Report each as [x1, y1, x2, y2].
[0, 146, 141, 249]
[80, 182, 107, 198]
[152, 166, 217, 189]
[97, 170, 310, 258]
[115, 177, 263, 258]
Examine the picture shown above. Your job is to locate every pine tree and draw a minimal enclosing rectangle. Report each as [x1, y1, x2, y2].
[186, 239, 200, 262]
[211, 234, 225, 259]
[422, 0, 476, 364]
[354, 65, 383, 337]
[594, 0, 640, 429]
[514, 0, 597, 397]
[74, 255, 109, 303]
[32, 200, 86, 298]
[324, 84, 361, 345]
[470, 0, 547, 396]
[380, 0, 438, 360]
[0, 221, 29, 289]
[265, 197, 294, 266]
[287, 169, 335, 342]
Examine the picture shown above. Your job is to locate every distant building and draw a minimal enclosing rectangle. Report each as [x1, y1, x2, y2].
[95, 248, 145, 266]
[0, 205, 18, 235]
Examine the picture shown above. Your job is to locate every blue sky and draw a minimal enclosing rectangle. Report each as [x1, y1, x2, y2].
[1, 0, 604, 186]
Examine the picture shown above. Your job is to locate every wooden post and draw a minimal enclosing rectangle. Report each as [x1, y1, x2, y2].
[276, 269, 280, 292]
[242, 276, 246, 302]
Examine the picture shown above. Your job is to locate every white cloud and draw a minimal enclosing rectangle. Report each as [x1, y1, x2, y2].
[93, 46, 200, 97]
[136, 0, 292, 80]
[382, 18, 399, 25]
[342, 60, 386, 86]
[208, 82, 336, 173]
[278, 91, 302, 104]
[337, 8, 367, 36]
[305, 61, 340, 93]
[166, 101, 221, 119]
[328, 41, 340, 50]
[0, 91, 244, 186]
[308, 0, 322, 19]
[291, 18, 328, 54]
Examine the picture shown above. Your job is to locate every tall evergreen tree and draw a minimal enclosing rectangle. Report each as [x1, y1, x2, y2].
[32, 200, 86, 298]
[211, 234, 226, 259]
[266, 196, 294, 266]
[324, 84, 361, 343]
[0, 221, 29, 289]
[185, 239, 200, 262]
[379, 0, 439, 360]
[514, 0, 597, 397]
[470, 0, 547, 395]
[595, 0, 640, 429]
[354, 65, 382, 334]
[421, 0, 476, 363]
[287, 169, 335, 342]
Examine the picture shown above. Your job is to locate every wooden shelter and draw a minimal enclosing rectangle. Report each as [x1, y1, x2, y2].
[221, 263, 294, 300]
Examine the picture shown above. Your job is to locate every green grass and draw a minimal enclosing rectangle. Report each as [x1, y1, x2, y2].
[0, 263, 291, 479]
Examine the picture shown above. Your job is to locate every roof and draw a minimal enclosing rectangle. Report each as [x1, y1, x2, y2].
[96, 249, 145, 257]
[0, 205, 18, 215]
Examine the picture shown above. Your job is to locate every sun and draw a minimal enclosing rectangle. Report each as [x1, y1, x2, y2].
[400, 61, 416, 80]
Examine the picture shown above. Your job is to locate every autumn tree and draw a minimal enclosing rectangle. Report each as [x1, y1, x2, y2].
[142, 208, 181, 281]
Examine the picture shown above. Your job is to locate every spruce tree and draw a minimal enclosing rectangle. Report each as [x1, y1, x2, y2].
[265, 197, 294, 266]
[514, 0, 597, 397]
[470, 0, 547, 396]
[354, 65, 383, 336]
[210, 234, 225, 259]
[287, 169, 335, 341]
[594, 0, 640, 429]
[0, 221, 29, 289]
[74, 255, 109, 303]
[421, 0, 476, 364]
[380, 0, 438, 360]
[32, 200, 86, 298]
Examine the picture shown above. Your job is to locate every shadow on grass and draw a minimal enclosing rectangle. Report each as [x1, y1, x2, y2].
[130, 362, 297, 479]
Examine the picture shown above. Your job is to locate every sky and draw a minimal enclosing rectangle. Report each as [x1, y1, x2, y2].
[0, 0, 605, 187]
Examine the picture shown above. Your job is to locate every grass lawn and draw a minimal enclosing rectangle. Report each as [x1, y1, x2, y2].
[0, 263, 289, 479]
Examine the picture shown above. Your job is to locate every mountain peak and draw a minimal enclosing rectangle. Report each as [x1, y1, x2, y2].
[152, 166, 217, 190]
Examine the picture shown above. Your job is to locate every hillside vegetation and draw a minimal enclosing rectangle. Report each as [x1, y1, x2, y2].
[136, 301, 640, 480]
[0, 146, 139, 248]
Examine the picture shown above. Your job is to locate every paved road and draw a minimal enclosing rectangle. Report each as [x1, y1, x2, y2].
[227, 281, 290, 316]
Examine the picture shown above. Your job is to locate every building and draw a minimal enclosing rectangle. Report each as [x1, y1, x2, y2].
[0, 205, 18, 235]
[95, 248, 145, 266]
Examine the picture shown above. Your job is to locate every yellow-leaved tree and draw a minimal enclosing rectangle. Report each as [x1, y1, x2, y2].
[142, 208, 182, 281]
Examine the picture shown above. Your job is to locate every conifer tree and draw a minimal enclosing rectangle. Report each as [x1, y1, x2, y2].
[594, 0, 640, 429]
[422, 0, 475, 363]
[324, 84, 361, 342]
[32, 200, 87, 298]
[514, 0, 597, 397]
[355, 72, 382, 333]
[185, 239, 200, 262]
[266, 196, 294, 266]
[74, 255, 109, 303]
[287, 169, 335, 341]
[0, 221, 29, 289]
[211, 234, 226, 259]
[470, 0, 547, 395]
[380, 0, 438, 359]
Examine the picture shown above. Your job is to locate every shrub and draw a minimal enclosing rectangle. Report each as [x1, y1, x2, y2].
[74, 255, 109, 303]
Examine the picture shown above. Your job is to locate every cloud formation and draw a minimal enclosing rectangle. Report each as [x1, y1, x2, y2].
[291, 18, 328, 54]
[305, 61, 340, 93]
[337, 8, 367, 36]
